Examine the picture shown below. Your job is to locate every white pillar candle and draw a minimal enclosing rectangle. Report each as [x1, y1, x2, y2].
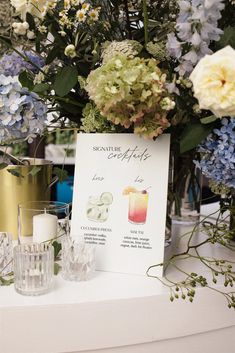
[33, 211, 58, 243]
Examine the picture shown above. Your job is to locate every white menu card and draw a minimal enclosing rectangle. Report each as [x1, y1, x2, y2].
[71, 133, 170, 276]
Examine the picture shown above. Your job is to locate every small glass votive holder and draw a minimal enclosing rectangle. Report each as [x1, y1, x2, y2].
[14, 243, 54, 296]
[0, 232, 13, 276]
[61, 238, 95, 281]
[18, 201, 70, 244]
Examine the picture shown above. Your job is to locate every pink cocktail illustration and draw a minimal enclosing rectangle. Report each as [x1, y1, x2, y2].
[128, 191, 149, 224]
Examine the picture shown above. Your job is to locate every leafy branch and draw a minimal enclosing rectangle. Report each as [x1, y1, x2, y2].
[147, 208, 235, 309]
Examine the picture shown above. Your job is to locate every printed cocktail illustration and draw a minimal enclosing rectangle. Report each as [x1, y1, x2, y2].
[86, 192, 113, 222]
[123, 187, 149, 224]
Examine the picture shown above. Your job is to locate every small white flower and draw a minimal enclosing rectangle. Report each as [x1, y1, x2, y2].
[13, 22, 28, 35]
[59, 30, 67, 37]
[64, 44, 76, 58]
[38, 25, 47, 33]
[27, 30, 35, 39]
[76, 9, 86, 22]
[89, 8, 99, 21]
[64, 0, 71, 9]
[22, 21, 29, 29]
[81, 3, 90, 12]
[12, 22, 18, 28]
[161, 97, 175, 111]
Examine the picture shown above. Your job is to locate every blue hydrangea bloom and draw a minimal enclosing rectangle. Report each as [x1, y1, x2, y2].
[196, 118, 235, 188]
[0, 75, 47, 144]
[0, 51, 44, 77]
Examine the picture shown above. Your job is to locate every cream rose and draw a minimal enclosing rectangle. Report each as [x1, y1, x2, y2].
[190, 46, 235, 117]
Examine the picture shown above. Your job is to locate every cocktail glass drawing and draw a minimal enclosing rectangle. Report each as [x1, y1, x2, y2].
[128, 191, 149, 224]
[86, 192, 113, 222]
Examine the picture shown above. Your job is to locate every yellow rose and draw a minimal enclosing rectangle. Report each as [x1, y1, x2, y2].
[190, 46, 235, 117]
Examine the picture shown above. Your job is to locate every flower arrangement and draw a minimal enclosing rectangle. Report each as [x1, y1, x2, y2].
[0, 0, 235, 306]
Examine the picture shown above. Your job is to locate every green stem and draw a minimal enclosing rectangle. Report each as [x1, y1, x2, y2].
[142, 0, 149, 46]
[0, 36, 48, 76]
[40, 94, 84, 108]
[123, 0, 132, 39]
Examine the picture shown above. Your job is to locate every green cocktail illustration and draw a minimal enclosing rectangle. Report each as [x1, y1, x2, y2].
[86, 192, 113, 222]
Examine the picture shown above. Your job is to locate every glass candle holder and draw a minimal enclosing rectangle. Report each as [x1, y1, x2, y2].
[18, 201, 70, 244]
[0, 232, 13, 276]
[14, 243, 54, 296]
[61, 238, 95, 281]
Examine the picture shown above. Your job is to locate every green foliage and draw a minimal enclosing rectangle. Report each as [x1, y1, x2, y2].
[54, 66, 78, 97]
[7, 168, 23, 178]
[53, 167, 69, 182]
[52, 240, 62, 259]
[18, 71, 34, 90]
[28, 166, 42, 176]
[33, 83, 50, 93]
[0, 162, 8, 170]
[180, 123, 214, 153]
[26, 13, 36, 31]
[216, 26, 235, 49]
[200, 115, 218, 124]
[0, 275, 14, 286]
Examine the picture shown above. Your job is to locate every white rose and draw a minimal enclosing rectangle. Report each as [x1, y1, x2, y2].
[190, 46, 235, 117]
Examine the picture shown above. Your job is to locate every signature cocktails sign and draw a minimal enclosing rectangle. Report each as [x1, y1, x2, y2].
[71, 133, 170, 276]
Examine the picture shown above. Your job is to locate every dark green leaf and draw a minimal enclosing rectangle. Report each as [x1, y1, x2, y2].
[46, 47, 61, 64]
[0, 35, 12, 46]
[0, 162, 8, 170]
[26, 13, 36, 30]
[59, 101, 82, 114]
[54, 66, 78, 97]
[52, 240, 62, 259]
[53, 167, 68, 182]
[18, 71, 34, 90]
[200, 115, 218, 124]
[35, 36, 41, 52]
[48, 24, 66, 46]
[28, 166, 42, 176]
[216, 26, 235, 49]
[7, 168, 24, 178]
[33, 83, 50, 93]
[180, 124, 213, 153]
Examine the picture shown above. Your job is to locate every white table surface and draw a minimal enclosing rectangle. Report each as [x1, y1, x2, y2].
[1, 203, 235, 353]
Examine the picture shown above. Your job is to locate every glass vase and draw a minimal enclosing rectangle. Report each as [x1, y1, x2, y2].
[61, 238, 95, 281]
[18, 201, 70, 244]
[13, 243, 54, 296]
[168, 151, 202, 225]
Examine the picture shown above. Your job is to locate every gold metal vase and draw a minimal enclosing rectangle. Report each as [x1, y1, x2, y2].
[0, 158, 53, 240]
